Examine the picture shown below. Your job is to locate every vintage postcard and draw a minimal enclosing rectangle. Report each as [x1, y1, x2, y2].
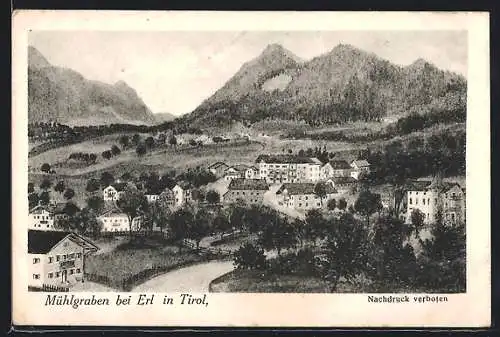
[12, 11, 490, 327]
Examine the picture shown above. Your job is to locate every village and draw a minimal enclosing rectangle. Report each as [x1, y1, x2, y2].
[27, 144, 466, 292]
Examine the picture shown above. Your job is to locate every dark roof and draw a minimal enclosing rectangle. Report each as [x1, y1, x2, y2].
[51, 203, 67, 214]
[277, 183, 337, 195]
[326, 160, 352, 170]
[228, 178, 269, 191]
[108, 182, 127, 192]
[226, 164, 249, 172]
[28, 230, 72, 254]
[406, 180, 462, 193]
[208, 161, 228, 169]
[331, 177, 357, 184]
[255, 154, 319, 164]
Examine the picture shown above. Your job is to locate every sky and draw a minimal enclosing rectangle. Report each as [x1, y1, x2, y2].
[29, 31, 467, 116]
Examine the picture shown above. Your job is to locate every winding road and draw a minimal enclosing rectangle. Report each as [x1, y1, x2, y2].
[131, 260, 235, 292]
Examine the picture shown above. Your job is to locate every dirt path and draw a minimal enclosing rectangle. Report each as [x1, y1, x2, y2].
[131, 260, 234, 293]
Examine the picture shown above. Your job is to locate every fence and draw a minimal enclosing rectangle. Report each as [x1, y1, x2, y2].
[28, 284, 69, 292]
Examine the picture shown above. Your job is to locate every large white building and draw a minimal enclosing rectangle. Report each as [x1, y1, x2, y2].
[29, 205, 55, 230]
[102, 182, 127, 202]
[28, 230, 98, 288]
[97, 207, 143, 233]
[172, 182, 193, 208]
[276, 183, 337, 210]
[406, 180, 466, 225]
[255, 155, 322, 184]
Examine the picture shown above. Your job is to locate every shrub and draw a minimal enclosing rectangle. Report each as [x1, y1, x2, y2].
[233, 243, 267, 270]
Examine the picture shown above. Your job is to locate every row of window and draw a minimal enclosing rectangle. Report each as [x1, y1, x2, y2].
[294, 202, 321, 208]
[32, 215, 52, 220]
[32, 268, 81, 280]
[102, 218, 128, 223]
[409, 198, 437, 206]
[33, 253, 82, 264]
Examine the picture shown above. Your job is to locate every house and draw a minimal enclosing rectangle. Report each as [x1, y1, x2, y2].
[405, 179, 466, 225]
[208, 162, 230, 178]
[223, 178, 269, 205]
[223, 165, 248, 182]
[256, 154, 322, 184]
[327, 176, 358, 194]
[245, 166, 259, 179]
[158, 188, 176, 209]
[320, 160, 353, 180]
[103, 182, 127, 202]
[28, 205, 55, 230]
[276, 183, 337, 210]
[350, 160, 371, 180]
[28, 230, 99, 288]
[195, 134, 213, 145]
[145, 194, 160, 203]
[97, 208, 131, 233]
[172, 182, 192, 207]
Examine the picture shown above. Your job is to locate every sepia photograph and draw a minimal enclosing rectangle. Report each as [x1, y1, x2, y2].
[12, 11, 490, 327]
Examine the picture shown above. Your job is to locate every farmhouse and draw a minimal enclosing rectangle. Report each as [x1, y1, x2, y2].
[350, 159, 371, 180]
[276, 183, 337, 210]
[405, 179, 466, 225]
[327, 176, 358, 194]
[97, 207, 143, 233]
[256, 154, 321, 184]
[172, 182, 193, 207]
[223, 165, 248, 182]
[208, 162, 230, 178]
[245, 166, 259, 179]
[28, 230, 98, 288]
[103, 182, 127, 202]
[29, 205, 55, 230]
[320, 160, 353, 180]
[223, 178, 269, 205]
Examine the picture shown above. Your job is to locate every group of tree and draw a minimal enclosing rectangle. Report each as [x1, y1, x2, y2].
[102, 145, 122, 160]
[176, 167, 217, 188]
[28, 179, 75, 209]
[68, 152, 98, 164]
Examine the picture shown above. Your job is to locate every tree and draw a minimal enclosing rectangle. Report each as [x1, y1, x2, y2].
[169, 135, 177, 147]
[338, 198, 347, 211]
[417, 222, 465, 292]
[191, 188, 205, 203]
[102, 150, 112, 160]
[259, 216, 296, 256]
[86, 178, 100, 193]
[41, 163, 51, 173]
[157, 133, 166, 144]
[321, 213, 370, 291]
[145, 136, 155, 149]
[89, 153, 97, 164]
[100, 171, 115, 187]
[146, 200, 171, 234]
[63, 188, 75, 200]
[314, 182, 328, 207]
[116, 186, 149, 236]
[132, 134, 141, 145]
[28, 182, 35, 194]
[189, 208, 211, 249]
[354, 189, 382, 227]
[28, 193, 39, 209]
[305, 209, 327, 246]
[86, 195, 104, 213]
[169, 208, 194, 253]
[213, 211, 231, 239]
[136, 143, 147, 156]
[40, 178, 52, 191]
[205, 190, 220, 204]
[233, 243, 267, 270]
[39, 191, 51, 206]
[54, 180, 65, 193]
[111, 145, 121, 156]
[119, 135, 130, 149]
[63, 202, 80, 217]
[410, 209, 425, 238]
[327, 198, 337, 211]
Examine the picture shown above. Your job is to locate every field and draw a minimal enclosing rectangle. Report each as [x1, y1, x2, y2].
[210, 269, 332, 293]
[86, 237, 203, 290]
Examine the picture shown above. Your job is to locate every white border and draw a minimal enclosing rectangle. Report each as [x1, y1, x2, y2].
[12, 10, 490, 327]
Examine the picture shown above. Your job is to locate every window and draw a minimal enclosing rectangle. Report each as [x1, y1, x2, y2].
[77, 253, 82, 259]
[409, 198, 412, 205]
[76, 268, 81, 273]
[56, 272, 60, 277]
[48, 257, 53, 263]
[48, 273, 53, 278]
[33, 258, 40, 264]
[69, 269, 74, 275]
[423, 199, 426, 205]
[428, 198, 430, 204]
[56, 255, 60, 262]
[33, 274, 40, 280]
[415, 198, 419, 205]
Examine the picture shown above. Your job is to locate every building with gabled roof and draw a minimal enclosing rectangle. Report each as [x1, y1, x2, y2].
[256, 154, 321, 184]
[276, 183, 337, 210]
[320, 160, 353, 180]
[223, 178, 269, 205]
[208, 161, 230, 178]
[28, 230, 98, 288]
[103, 182, 128, 202]
[28, 205, 55, 230]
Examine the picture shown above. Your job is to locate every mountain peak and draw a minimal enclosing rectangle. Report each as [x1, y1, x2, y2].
[28, 46, 51, 69]
[259, 43, 302, 63]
